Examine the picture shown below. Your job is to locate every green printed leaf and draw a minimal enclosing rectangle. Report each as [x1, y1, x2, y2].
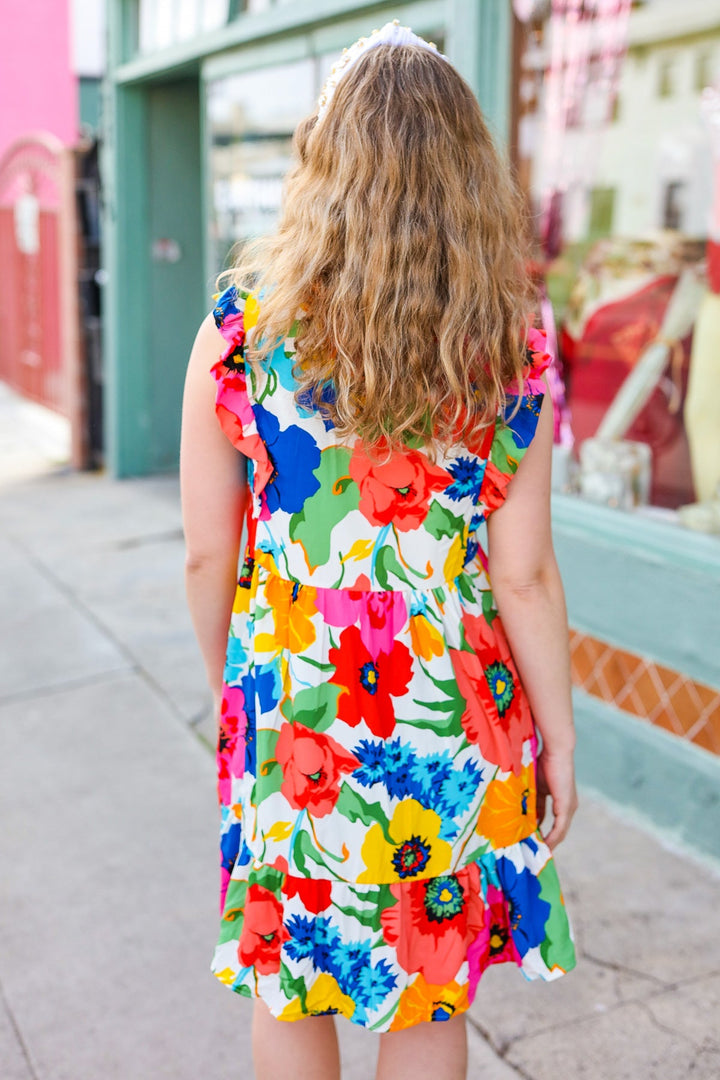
[401, 710, 461, 737]
[334, 902, 383, 931]
[455, 841, 491, 866]
[538, 860, 577, 974]
[218, 879, 248, 943]
[490, 425, 522, 474]
[280, 963, 307, 1011]
[424, 500, 464, 540]
[481, 590, 498, 626]
[374, 544, 413, 589]
[289, 447, 359, 568]
[253, 759, 283, 801]
[252, 864, 284, 893]
[291, 682, 341, 733]
[334, 784, 393, 842]
[456, 571, 476, 604]
[290, 827, 325, 875]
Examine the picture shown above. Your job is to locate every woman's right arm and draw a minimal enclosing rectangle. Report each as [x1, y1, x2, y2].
[486, 389, 578, 848]
[180, 314, 249, 714]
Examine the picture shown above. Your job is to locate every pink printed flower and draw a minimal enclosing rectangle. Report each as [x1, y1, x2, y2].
[314, 588, 408, 659]
[217, 684, 248, 804]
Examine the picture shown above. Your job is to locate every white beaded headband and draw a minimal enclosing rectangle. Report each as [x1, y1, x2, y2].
[316, 19, 449, 122]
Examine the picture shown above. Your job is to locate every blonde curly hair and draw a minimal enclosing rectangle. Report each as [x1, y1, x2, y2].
[229, 43, 533, 453]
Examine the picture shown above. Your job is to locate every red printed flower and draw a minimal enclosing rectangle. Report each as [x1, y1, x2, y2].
[349, 444, 451, 531]
[381, 863, 485, 984]
[479, 459, 512, 515]
[237, 884, 289, 974]
[449, 612, 533, 775]
[329, 625, 413, 738]
[282, 874, 333, 914]
[275, 722, 359, 817]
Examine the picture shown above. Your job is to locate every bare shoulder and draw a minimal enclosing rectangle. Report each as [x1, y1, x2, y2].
[186, 312, 227, 380]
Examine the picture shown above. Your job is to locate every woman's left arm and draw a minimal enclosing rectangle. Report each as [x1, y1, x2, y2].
[180, 313, 249, 713]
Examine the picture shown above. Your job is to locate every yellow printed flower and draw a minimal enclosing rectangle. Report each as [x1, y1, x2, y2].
[280, 973, 355, 1021]
[443, 533, 465, 582]
[232, 582, 251, 615]
[389, 973, 468, 1031]
[214, 967, 238, 987]
[254, 575, 317, 655]
[409, 613, 444, 661]
[244, 293, 260, 331]
[359, 799, 452, 884]
[475, 764, 537, 847]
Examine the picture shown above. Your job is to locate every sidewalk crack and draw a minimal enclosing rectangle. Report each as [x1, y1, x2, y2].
[7, 536, 186, 725]
[580, 948, 669, 988]
[466, 1015, 537, 1078]
[0, 974, 41, 1080]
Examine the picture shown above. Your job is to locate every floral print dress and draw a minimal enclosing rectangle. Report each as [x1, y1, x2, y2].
[210, 285, 576, 1031]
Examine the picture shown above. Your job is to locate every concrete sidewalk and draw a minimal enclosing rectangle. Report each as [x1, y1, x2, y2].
[0, 402, 719, 1079]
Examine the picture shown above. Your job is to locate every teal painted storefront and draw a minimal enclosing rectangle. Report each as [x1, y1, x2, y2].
[103, 0, 720, 861]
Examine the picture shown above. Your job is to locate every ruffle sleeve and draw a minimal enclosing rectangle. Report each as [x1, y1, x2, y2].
[211, 285, 274, 499]
[479, 327, 552, 516]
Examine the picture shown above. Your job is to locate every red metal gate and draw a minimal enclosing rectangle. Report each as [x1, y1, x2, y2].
[0, 133, 82, 462]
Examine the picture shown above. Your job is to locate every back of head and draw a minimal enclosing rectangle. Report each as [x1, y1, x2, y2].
[236, 40, 533, 453]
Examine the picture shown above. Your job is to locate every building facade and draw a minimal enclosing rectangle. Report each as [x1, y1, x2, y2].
[103, 0, 720, 858]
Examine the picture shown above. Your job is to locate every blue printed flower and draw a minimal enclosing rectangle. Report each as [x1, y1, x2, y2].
[352, 739, 386, 788]
[251, 403, 321, 514]
[446, 456, 486, 503]
[284, 914, 316, 961]
[504, 393, 543, 450]
[383, 738, 423, 800]
[463, 535, 479, 567]
[332, 940, 371, 992]
[437, 760, 482, 819]
[284, 914, 343, 971]
[223, 634, 248, 685]
[255, 661, 281, 714]
[297, 381, 337, 431]
[240, 672, 257, 774]
[494, 856, 551, 958]
[352, 959, 397, 1011]
[311, 917, 343, 970]
[220, 820, 242, 873]
[408, 753, 453, 801]
[384, 738, 414, 772]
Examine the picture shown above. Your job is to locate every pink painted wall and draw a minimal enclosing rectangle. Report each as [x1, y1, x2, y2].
[0, 0, 78, 162]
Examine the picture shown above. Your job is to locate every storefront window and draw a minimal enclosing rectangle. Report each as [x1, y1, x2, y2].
[138, 0, 230, 54]
[514, 0, 720, 534]
[207, 59, 317, 273]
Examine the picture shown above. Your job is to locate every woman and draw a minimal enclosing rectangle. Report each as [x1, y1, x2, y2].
[181, 22, 577, 1080]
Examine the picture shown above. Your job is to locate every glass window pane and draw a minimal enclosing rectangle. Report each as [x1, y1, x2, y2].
[515, 1, 719, 528]
[207, 60, 316, 273]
